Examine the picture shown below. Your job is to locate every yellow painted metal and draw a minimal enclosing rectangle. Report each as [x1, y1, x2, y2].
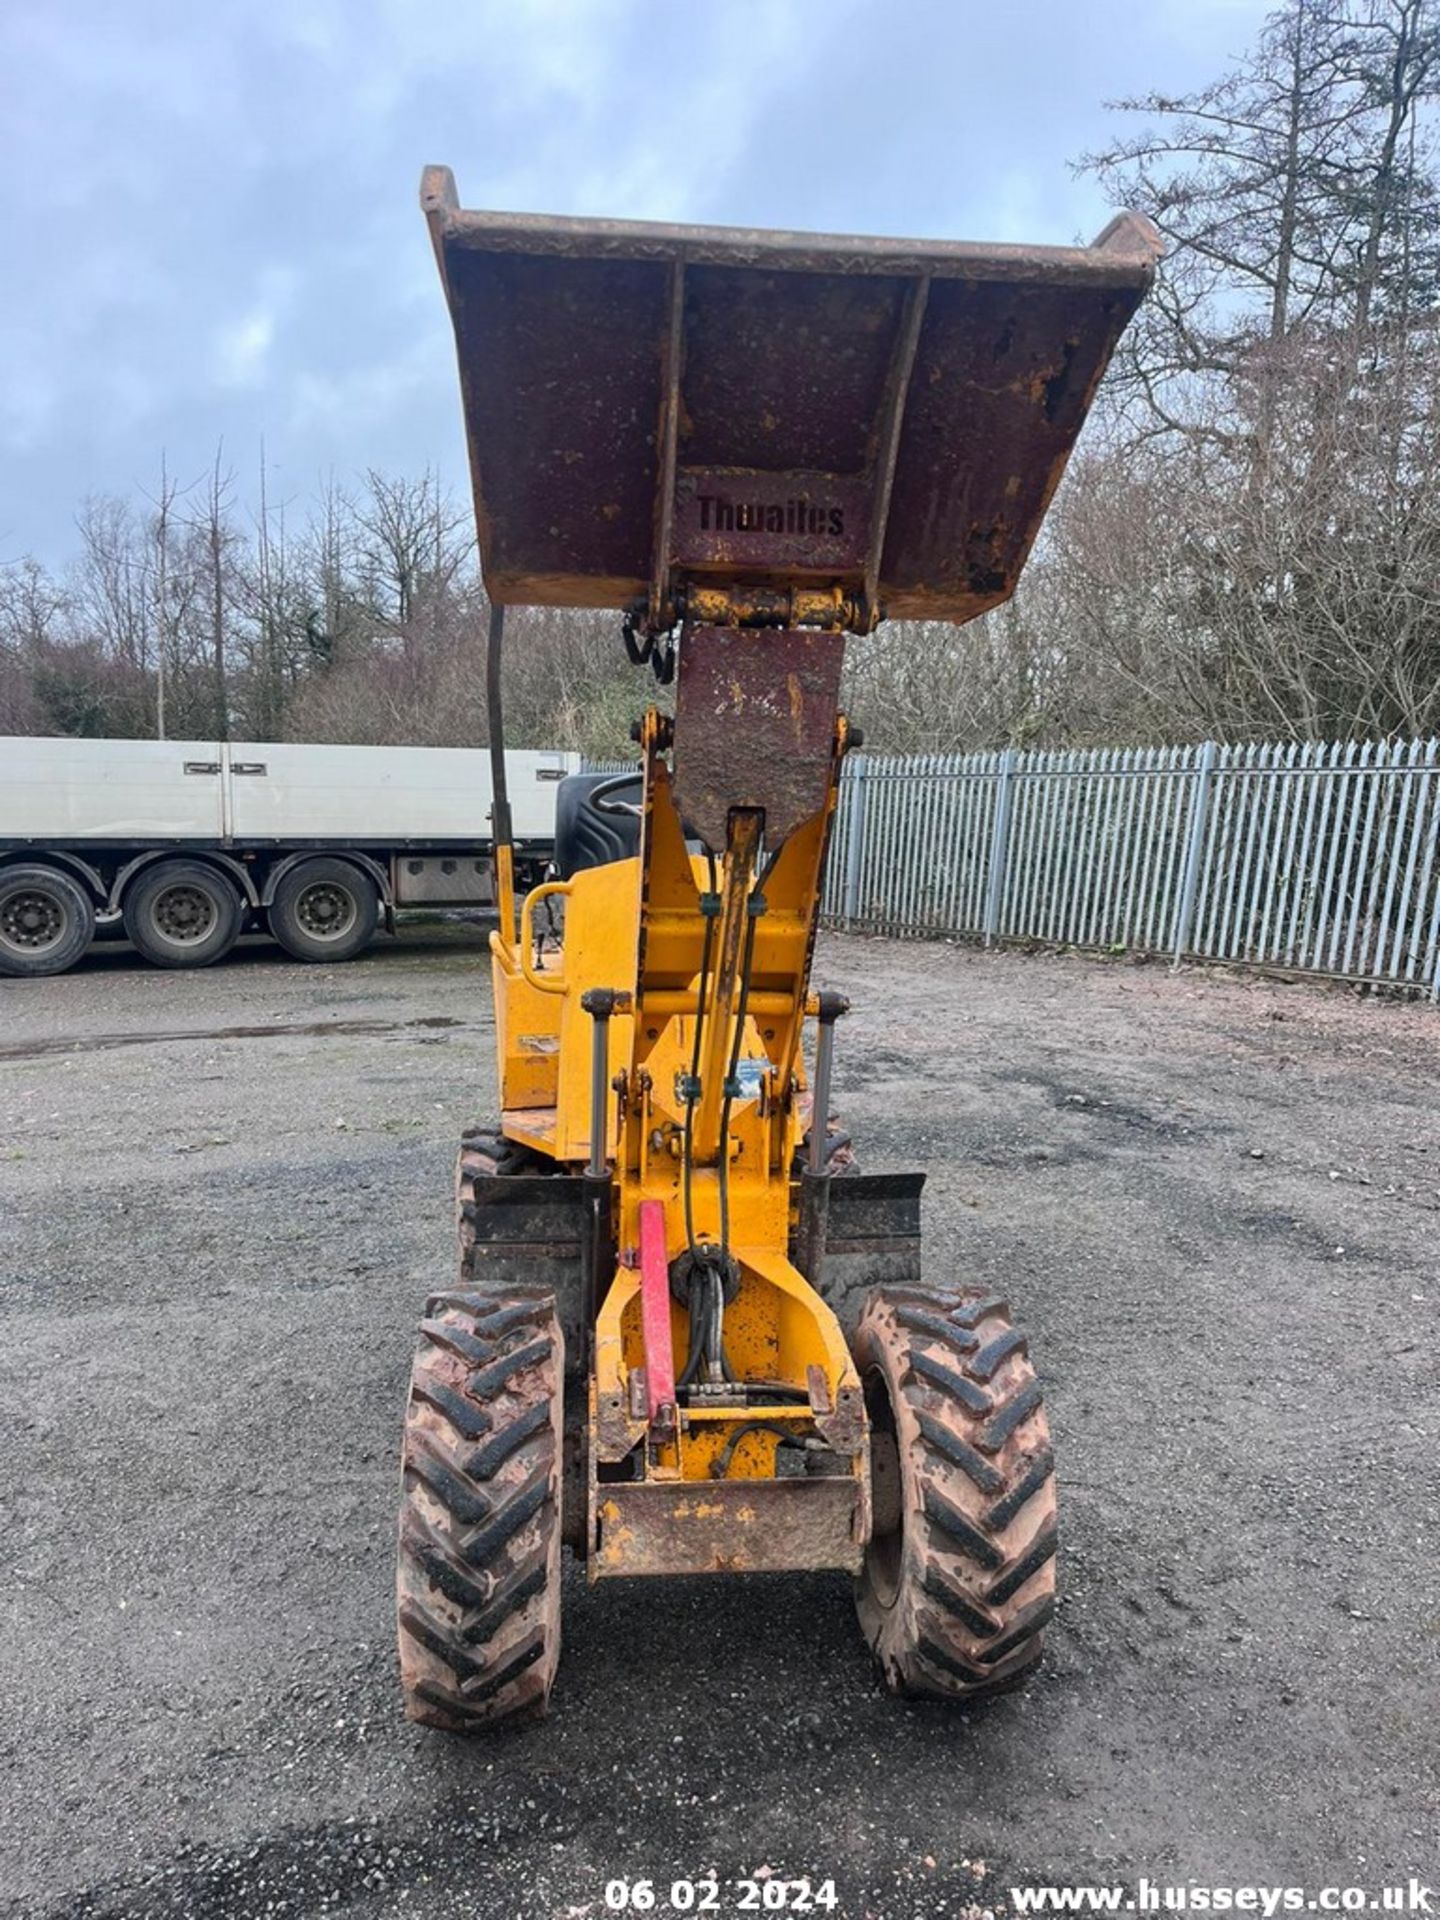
[493, 838, 518, 950]
[495, 701, 865, 1574]
[691, 808, 760, 1164]
[518, 882, 572, 995]
[493, 859, 638, 1163]
[682, 584, 868, 635]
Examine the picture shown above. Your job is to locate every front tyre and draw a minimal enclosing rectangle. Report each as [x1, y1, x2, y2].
[0, 864, 95, 978]
[853, 1286, 1057, 1699]
[396, 1284, 563, 1729]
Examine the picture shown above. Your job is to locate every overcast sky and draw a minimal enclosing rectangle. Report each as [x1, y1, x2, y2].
[1, 0, 1272, 568]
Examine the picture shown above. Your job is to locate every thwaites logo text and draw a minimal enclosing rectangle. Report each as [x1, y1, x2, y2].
[695, 494, 846, 538]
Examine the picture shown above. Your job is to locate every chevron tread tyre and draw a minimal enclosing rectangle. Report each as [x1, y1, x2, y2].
[396, 1283, 563, 1729]
[853, 1285, 1057, 1700]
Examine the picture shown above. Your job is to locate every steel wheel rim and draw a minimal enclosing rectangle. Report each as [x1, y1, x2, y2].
[295, 881, 356, 942]
[0, 887, 67, 954]
[153, 883, 217, 945]
[863, 1364, 904, 1610]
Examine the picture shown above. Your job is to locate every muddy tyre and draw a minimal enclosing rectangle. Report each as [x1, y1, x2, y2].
[0, 864, 95, 978]
[123, 860, 242, 969]
[268, 858, 378, 964]
[853, 1286, 1057, 1699]
[396, 1284, 564, 1729]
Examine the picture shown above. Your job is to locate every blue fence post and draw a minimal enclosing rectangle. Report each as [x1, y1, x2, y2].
[842, 755, 867, 930]
[1172, 740, 1218, 966]
[982, 748, 1018, 948]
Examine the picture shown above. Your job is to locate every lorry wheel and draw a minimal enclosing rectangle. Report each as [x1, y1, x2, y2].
[852, 1286, 1057, 1700]
[397, 1283, 564, 1730]
[123, 860, 243, 969]
[268, 859, 378, 963]
[0, 864, 96, 978]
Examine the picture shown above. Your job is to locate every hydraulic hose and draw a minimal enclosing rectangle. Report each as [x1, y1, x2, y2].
[715, 843, 784, 1257]
[681, 851, 718, 1261]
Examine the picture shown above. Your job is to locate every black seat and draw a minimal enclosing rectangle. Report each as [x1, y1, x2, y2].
[553, 772, 643, 879]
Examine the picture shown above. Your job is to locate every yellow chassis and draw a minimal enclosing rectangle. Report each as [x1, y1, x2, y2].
[489, 711, 867, 1576]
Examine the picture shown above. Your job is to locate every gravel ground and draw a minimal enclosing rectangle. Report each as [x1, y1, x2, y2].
[1, 926, 1436, 1920]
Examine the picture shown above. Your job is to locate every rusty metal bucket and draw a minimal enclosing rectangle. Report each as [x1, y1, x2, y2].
[423, 167, 1160, 631]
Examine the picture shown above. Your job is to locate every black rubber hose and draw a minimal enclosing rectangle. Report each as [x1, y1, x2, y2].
[682, 851, 718, 1261]
[715, 844, 784, 1257]
[676, 1269, 707, 1389]
[710, 1420, 809, 1480]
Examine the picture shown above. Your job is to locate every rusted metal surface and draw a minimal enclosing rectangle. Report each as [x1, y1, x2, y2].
[862, 273, 930, 619]
[813, 1376, 865, 1457]
[423, 166, 1161, 629]
[805, 1362, 832, 1415]
[591, 1475, 863, 1577]
[671, 471, 870, 575]
[425, 174, 1161, 282]
[648, 261, 685, 627]
[595, 1372, 645, 1462]
[672, 626, 845, 853]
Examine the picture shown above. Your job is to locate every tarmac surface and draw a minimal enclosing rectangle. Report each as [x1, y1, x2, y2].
[1, 926, 1436, 1919]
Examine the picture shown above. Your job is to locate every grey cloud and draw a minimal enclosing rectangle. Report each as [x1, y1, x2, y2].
[1, 0, 1270, 566]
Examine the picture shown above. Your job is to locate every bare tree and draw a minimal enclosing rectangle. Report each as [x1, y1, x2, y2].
[354, 468, 472, 632]
[0, 555, 68, 657]
[190, 444, 237, 738]
[0, 558, 66, 732]
[1057, 0, 1440, 746]
[72, 497, 148, 676]
[140, 453, 206, 740]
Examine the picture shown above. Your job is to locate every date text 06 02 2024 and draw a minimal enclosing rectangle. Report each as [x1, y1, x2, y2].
[604, 1880, 840, 1914]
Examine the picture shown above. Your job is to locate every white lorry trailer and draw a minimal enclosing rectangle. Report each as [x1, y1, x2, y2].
[0, 736, 580, 977]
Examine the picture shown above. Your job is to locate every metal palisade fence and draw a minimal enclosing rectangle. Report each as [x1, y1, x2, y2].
[824, 740, 1440, 999]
